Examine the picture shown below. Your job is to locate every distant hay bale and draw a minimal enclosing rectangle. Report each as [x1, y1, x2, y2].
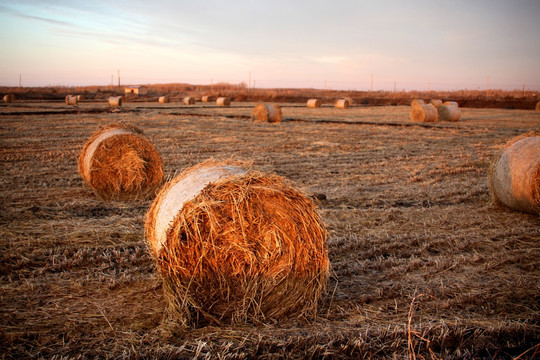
[65, 95, 78, 106]
[335, 99, 349, 109]
[438, 102, 461, 122]
[307, 99, 321, 108]
[444, 101, 459, 107]
[489, 132, 540, 214]
[183, 96, 195, 105]
[430, 99, 443, 108]
[202, 95, 214, 102]
[76, 95, 85, 101]
[159, 96, 169, 104]
[411, 99, 425, 107]
[108, 96, 123, 107]
[252, 103, 282, 123]
[410, 103, 438, 122]
[3, 94, 15, 103]
[216, 97, 231, 106]
[344, 97, 353, 105]
[536, 101, 540, 111]
[144, 160, 330, 327]
[78, 122, 164, 201]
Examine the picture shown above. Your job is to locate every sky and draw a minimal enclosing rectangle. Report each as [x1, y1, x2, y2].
[0, 0, 539, 91]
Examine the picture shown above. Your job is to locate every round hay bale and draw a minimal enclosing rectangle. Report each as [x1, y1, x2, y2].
[78, 122, 164, 201]
[252, 103, 282, 123]
[65, 95, 78, 105]
[411, 99, 425, 107]
[3, 94, 15, 103]
[410, 103, 438, 122]
[335, 99, 349, 109]
[159, 96, 169, 104]
[307, 99, 321, 108]
[108, 96, 122, 107]
[489, 132, 540, 214]
[344, 97, 353, 105]
[536, 101, 540, 111]
[430, 99, 443, 108]
[76, 95, 85, 101]
[443, 101, 459, 107]
[202, 95, 214, 103]
[183, 96, 195, 105]
[145, 161, 330, 326]
[216, 97, 231, 106]
[438, 103, 461, 121]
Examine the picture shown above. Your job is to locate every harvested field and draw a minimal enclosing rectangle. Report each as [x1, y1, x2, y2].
[0, 101, 539, 359]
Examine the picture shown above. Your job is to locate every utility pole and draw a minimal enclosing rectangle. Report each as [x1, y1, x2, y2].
[428, 82, 431, 92]
[324, 80, 327, 90]
[19, 74, 21, 88]
[393, 81, 396, 93]
[118, 69, 120, 89]
[522, 84, 526, 96]
[370, 74, 373, 91]
[111, 74, 113, 86]
[249, 71, 251, 89]
[486, 76, 490, 92]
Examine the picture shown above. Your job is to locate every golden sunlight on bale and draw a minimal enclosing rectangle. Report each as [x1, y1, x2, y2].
[3, 94, 15, 103]
[78, 122, 164, 201]
[430, 99, 443, 108]
[144, 160, 330, 327]
[158, 96, 169, 104]
[411, 99, 425, 107]
[334, 99, 349, 109]
[410, 103, 438, 122]
[108, 96, 123, 107]
[438, 102, 461, 122]
[252, 103, 282, 123]
[183, 96, 195, 105]
[489, 132, 540, 214]
[202, 95, 214, 102]
[216, 97, 231, 106]
[307, 99, 321, 108]
[65, 95, 78, 105]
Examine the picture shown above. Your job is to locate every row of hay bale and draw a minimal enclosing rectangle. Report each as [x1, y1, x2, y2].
[306, 98, 352, 109]
[158, 96, 231, 106]
[410, 99, 461, 122]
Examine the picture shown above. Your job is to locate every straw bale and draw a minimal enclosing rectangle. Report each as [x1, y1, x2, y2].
[252, 103, 282, 123]
[535, 101, 540, 111]
[3, 94, 15, 103]
[430, 99, 443, 108]
[344, 97, 353, 105]
[216, 97, 231, 106]
[334, 99, 349, 109]
[76, 95, 84, 101]
[438, 103, 461, 122]
[108, 96, 123, 106]
[159, 96, 169, 104]
[489, 132, 540, 214]
[307, 99, 321, 108]
[410, 103, 438, 122]
[78, 122, 164, 201]
[202, 95, 214, 103]
[411, 99, 425, 107]
[443, 101, 459, 107]
[183, 96, 195, 105]
[145, 160, 330, 326]
[65, 95, 78, 106]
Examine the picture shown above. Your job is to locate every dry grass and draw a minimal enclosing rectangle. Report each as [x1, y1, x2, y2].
[0, 100, 539, 358]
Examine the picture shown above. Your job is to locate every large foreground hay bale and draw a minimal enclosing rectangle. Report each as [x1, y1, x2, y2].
[335, 99, 349, 109]
[438, 102, 461, 121]
[145, 161, 330, 326]
[252, 103, 282, 123]
[489, 132, 540, 214]
[430, 99, 443, 108]
[411, 99, 425, 107]
[78, 122, 164, 201]
[76, 95, 85, 101]
[159, 96, 169, 104]
[202, 95, 213, 103]
[65, 95, 78, 105]
[410, 103, 438, 122]
[108, 96, 122, 107]
[183, 96, 195, 105]
[3, 94, 15, 103]
[216, 97, 231, 106]
[307, 99, 321, 108]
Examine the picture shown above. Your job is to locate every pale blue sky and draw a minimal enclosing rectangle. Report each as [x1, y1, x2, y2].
[1, 0, 539, 90]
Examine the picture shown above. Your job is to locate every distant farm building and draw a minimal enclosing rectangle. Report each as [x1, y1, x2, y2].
[124, 86, 148, 96]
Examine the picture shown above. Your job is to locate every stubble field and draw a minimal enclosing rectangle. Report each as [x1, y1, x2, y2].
[1, 100, 539, 359]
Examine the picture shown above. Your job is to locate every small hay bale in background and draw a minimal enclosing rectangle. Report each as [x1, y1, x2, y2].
[489, 132, 540, 214]
[411, 99, 425, 107]
[438, 101, 461, 122]
[307, 99, 321, 108]
[430, 99, 443, 108]
[335, 99, 349, 109]
[76, 95, 85, 101]
[410, 103, 438, 122]
[145, 160, 330, 327]
[202, 95, 214, 103]
[159, 96, 169, 104]
[65, 95, 78, 106]
[252, 103, 282, 123]
[183, 96, 195, 105]
[344, 97, 354, 105]
[3, 94, 15, 103]
[78, 122, 164, 201]
[108, 96, 123, 107]
[216, 97, 231, 106]
[536, 101, 540, 111]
